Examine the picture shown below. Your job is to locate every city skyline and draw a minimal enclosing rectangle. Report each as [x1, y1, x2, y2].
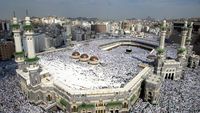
[0, 0, 200, 20]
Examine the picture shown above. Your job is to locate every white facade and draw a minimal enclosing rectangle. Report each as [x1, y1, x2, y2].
[131, 26, 135, 32]
[23, 35, 27, 54]
[110, 22, 120, 34]
[13, 32, 22, 52]
[144, 26, 150, 32]
[104, 22, 111, 33]
[25, 32, 36, 59]
[41, 16, 65, 25]
[135, 23, 142, 32]
[25, 17, 31, 25]
[81, 21, 91, 28]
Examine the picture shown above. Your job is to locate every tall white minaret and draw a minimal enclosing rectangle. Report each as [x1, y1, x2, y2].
[159, 20, 167, 50]
[177, 21, 188, 66]
[24, 11, 41, 86]
[12, 13, 25, 69]
[24, 15, 36, 59]
[180, 21, 188, 49]
[156, 20, 167, 75]
[12, 17, 23, 53]
[186, 22, 193, 45]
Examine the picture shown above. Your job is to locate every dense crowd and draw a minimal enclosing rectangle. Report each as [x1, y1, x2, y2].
[131, 66, 200, 113]
[0, 61, 45, 113]
[0, 35, 199, 112]
[38, 40, 150, 90]
[1, 63, 199, 113]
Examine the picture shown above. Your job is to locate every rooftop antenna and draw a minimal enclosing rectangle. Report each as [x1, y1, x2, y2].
[26, 9, 28, 16]
[13, 11, 16, 17]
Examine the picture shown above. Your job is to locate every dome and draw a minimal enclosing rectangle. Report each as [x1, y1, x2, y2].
[80, 54, 89, 58]
[72, 52, 80, 56]
[71, 51, 80, 59]
[89, 56, 99, 65]
[79, 54, 89, 62]
[90, 56, 99, 61]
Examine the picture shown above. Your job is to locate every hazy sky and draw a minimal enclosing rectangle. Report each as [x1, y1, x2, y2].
[0, 0, 200, 20]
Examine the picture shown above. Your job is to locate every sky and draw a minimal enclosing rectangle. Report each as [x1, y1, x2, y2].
[0, 0, 200, 20]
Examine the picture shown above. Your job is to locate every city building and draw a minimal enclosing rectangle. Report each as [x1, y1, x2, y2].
[41, 16, 65, 25]
[0, 20, 10, 31]
[0, 41, 15, 60]
[34, 33, 52, 52]
[91, 24, 107, 33]
[63, 24, 72, 46]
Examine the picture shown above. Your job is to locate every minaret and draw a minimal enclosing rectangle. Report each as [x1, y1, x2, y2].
[156, 20, 167, 58]
[159, 20, 167, 50]
[177, 21, 188, 66]
[24, 13, 36, 59]
[177, 21, 188, 56]
[24, 11, 41, 86]
[180, 21, 188, 49]
[12, 13, 25, 69]
[186, 22, 193, 46]
[185, 22, 194, 58]
[155, 20, 167, 75]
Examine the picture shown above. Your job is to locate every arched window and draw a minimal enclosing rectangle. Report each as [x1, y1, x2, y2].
[165, 73, 168, 79]
[171, 73, 174, 80]
[115, 110, 119, 113]
[97, 100, 104, 107]
[72, 106, 77, 112]
[46, 95, 52, 101]
[122, 102, 128, 108]
[168, 73, 171, 79]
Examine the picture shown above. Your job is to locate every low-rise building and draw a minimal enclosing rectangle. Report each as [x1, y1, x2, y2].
[0, 41, 15, 60]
